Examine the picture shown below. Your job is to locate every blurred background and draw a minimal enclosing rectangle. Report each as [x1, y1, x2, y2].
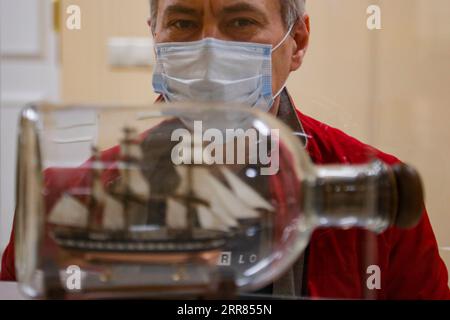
[1, 0, 449, 284]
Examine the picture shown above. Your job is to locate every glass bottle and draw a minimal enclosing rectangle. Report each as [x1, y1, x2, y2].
[14, 103, 423, 298]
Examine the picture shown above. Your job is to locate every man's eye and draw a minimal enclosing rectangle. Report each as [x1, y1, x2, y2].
[229, 18, 257, 28]
[169, 20, 198, 30]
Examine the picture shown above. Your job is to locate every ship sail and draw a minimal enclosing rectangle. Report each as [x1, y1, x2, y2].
[172, 166, 239, 231]
[220, 167, 274, 211]
[48, 194, 89, 228]
[121, 143, 143, 160]
[92, 174, 106, 203]
[117, 129, 151, 202]
[197, 205, 230, 232]
[166, 198, 188, 229]
[193, 168, 259, 220]
[90, 156, 127, 231]
[166, 166, 189, 229]
[169, 165, 272, 232]
[102, 194, 125, 230]
[119, 169, 151, 202]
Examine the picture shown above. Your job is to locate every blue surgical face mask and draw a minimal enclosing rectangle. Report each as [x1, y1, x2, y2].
[152, 25, 294, 112]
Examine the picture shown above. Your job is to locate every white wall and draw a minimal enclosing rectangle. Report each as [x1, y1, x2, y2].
[0, 0, 60, 266]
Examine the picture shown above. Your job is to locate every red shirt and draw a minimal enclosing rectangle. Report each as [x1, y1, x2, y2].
[1, 102, 449, 299]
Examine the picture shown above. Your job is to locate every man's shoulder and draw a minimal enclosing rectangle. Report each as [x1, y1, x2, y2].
[296, 109, 399, 165]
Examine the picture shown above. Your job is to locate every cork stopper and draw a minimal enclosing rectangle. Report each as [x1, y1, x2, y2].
[392, 163, 425, 228]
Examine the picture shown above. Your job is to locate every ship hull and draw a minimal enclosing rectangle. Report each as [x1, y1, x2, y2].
[51, 226, 230, 256]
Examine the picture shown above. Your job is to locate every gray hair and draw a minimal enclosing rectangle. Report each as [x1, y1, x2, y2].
[149, 0, 305, 33]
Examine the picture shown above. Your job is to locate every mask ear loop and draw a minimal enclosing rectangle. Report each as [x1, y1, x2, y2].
[271, 20, 299, 101]
[271, 24, 294, 101]
[273, 81, 288, 100]
[272, 23, 295, 52]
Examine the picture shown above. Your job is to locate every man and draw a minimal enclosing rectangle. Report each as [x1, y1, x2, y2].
[1, 0, 449, 299]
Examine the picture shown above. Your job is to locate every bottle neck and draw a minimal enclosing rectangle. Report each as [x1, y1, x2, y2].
[303, 160, 397, 233]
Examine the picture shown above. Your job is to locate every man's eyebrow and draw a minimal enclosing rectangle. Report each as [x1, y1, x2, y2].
[163, 4, 200, 17]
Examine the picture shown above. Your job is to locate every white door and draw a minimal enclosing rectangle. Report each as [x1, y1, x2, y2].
[0, 0, 60, 264]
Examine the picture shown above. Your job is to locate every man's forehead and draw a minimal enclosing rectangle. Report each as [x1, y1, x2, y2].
[158, 0, 280, 15]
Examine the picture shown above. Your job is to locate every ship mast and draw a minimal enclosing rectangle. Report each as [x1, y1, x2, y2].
[121, 127, 133, 233]
[185, 165, 197, 237]
[88, 145, 103, 232]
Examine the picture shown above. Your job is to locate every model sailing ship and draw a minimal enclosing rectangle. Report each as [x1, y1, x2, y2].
[48, 127, 274, 256]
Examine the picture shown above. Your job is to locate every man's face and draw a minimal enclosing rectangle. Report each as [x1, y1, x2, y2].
[151, 0, 310, 113]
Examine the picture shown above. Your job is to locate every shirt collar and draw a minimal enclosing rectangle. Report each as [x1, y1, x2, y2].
[276, 89, 308, 148]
